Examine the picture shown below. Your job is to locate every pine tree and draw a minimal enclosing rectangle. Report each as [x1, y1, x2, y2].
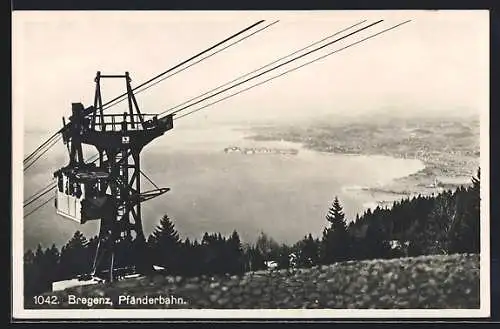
[149, 214, 180, 246]
[24, 244, 62, 296]
[226, 230, 244, 274]
[255, 231, 280, 260]
[326, 197, 347, 231]
[321, 196, 351, 264]
[242, 243, 266, 272]
[24, 249, 35, 264]
[448, 168, 480, 254]
[24, 246, 44, 296]
[296, 234, 320, 267]
[276, 244, 292, 269]
[44, 244, 61, 282]
[466, 168, 481, 253]
[66, 231, 89, 249]
[228, 230, 243, 254]
[59, 231, 90, 279]
[148, 214, 181, 272]
[362, 218, 392, 259]
[24, 249, 36, 296]
[178, 237, 204, 276]
[175, 238, 187, 276]
[419, 191, 456, 255]
[34, 244, 44, 263]
[200, 232, 216, 274]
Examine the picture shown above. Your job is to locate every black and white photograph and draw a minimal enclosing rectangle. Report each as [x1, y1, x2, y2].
[12, 10, 490, 319]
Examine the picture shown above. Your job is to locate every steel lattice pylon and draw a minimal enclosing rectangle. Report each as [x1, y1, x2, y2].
[54, 72, 173, 282]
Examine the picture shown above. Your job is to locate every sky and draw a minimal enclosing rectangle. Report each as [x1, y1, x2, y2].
[13, 10, 489, 134]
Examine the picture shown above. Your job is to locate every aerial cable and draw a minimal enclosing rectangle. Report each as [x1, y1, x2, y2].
[92, 20, 268, 113]
[24, 132, 59, 164]
[103, 20, 280, 111]
[168, 20, 384, 118]
[24, 197, 54, 218]
[23, 181, 56, 207]
[23, 185, 55, 208]
[159, 19, 367, 117]
[23, 132, 60, 165]
[24, 134, 61, 171]
[24, 20, 268, 166]
[174, 20, 412, 121]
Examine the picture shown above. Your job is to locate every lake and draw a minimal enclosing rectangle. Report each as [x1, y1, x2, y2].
[22, 124, 425, 251]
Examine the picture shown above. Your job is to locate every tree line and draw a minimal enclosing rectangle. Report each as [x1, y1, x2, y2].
[24, 169, 480, 297]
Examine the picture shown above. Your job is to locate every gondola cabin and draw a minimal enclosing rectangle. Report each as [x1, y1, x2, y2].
[54, 164, 112, 224]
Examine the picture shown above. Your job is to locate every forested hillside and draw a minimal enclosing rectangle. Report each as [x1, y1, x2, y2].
[24, 169, 480, 298]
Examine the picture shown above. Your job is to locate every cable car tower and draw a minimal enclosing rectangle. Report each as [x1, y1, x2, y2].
[53, 71, 173, 282]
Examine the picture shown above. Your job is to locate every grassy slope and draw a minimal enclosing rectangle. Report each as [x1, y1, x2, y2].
[27, 253, 480, 309]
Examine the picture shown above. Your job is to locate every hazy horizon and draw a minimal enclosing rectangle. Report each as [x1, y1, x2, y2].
[14, 11, 488, 134]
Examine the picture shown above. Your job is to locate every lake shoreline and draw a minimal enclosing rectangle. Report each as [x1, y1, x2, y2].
[244, 122, 477, 210]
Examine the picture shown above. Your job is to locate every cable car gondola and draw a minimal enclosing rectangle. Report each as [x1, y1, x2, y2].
[54, 164, 111, 224]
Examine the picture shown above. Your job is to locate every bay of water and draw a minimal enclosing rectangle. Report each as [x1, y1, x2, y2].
[22, 124, 425, 251]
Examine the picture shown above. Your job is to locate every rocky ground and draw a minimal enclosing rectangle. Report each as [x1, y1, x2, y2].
[27, 254, 480, 309]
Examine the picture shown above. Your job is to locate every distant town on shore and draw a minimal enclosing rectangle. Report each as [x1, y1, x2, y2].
[224, 146, 299, 155]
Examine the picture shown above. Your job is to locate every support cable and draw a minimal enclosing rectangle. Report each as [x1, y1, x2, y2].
[173, 21, 411, 121]
[160, 19, 367, 117]
[24, 135, 61, 171]
[168, 20, 384, 117]
[103, 20, 280, 111]
[23, 132, 60, 165]
[98, 20, 267, 111]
